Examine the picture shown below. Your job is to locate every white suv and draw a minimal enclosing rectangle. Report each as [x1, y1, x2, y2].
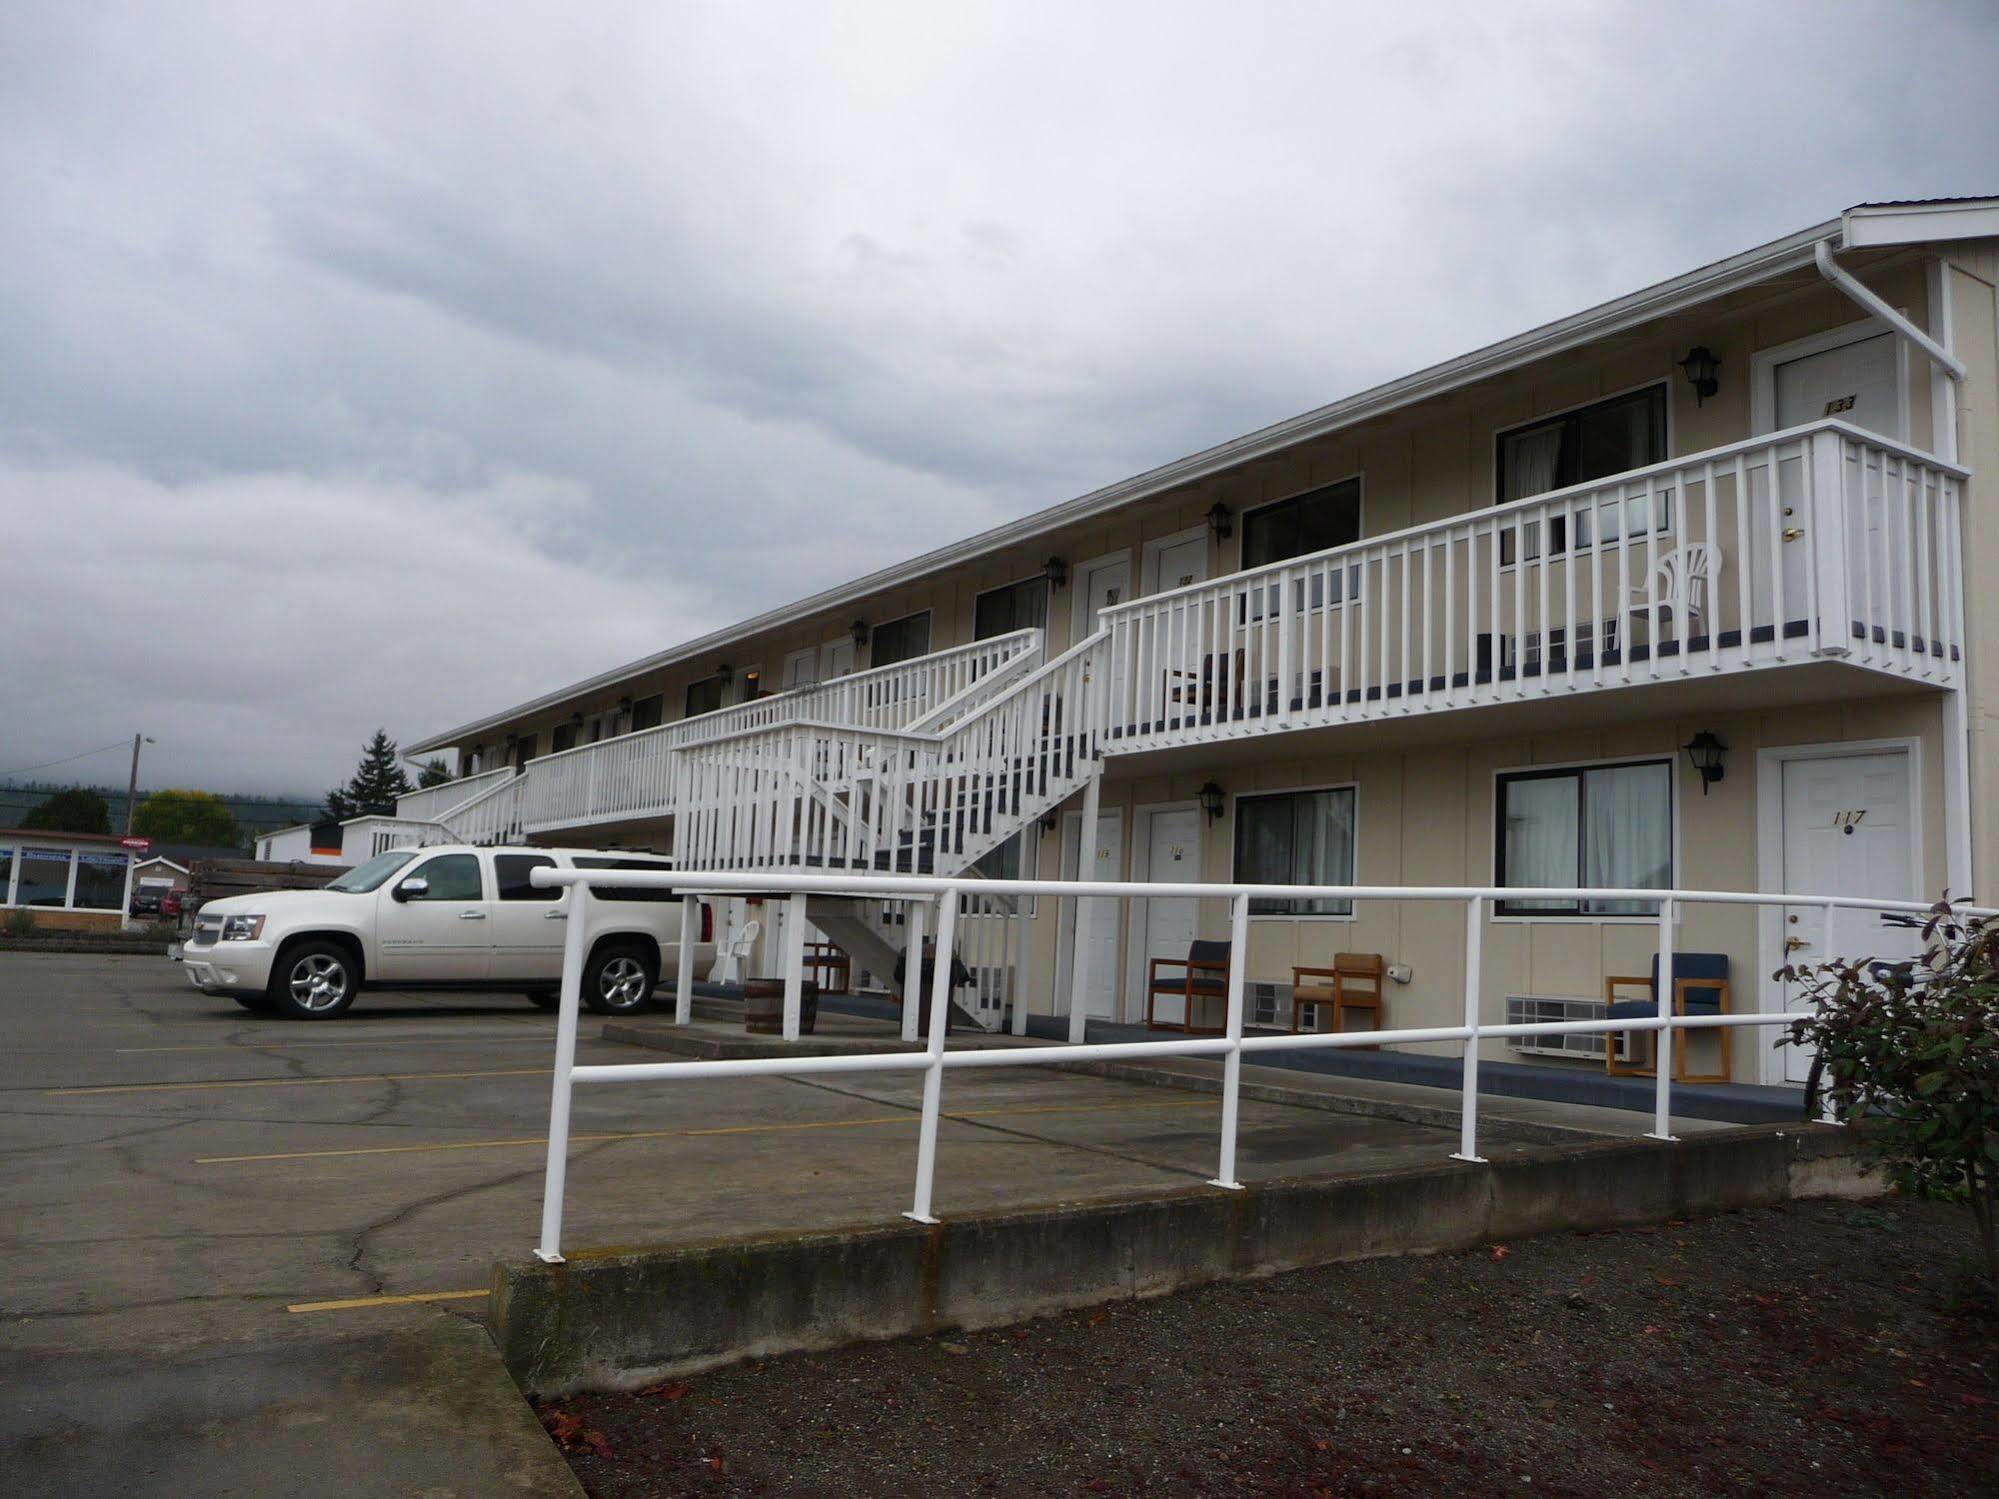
[179, 845, 713, 1021]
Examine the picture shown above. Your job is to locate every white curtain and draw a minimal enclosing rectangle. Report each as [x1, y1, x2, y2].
[1582, 763, 1670, 914]
[1501, 776, 1577, 910]
[1505, 425, 1563, 498]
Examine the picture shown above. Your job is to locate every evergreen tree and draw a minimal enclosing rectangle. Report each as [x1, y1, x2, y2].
[22, 787, 112, 835]
[416, 757, 454, 789]
[325, 730, 415, 820]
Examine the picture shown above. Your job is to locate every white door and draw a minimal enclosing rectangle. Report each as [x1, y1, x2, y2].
[1760, 330, 1904, 633]
[1074, 557, 1132, 642]
[1058, 809, 1124, 1018]
[1136, 807, 1202, 1024]
[486, 851, 567, 981]
[782, 648, 818, 693]
[1148, 534, 1208, 595]
[819, 639, 856, 680]
[375, 851, 494, 981]
[1773, 750, 1918, 1084]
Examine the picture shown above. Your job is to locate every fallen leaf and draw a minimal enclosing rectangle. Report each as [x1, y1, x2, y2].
[639, 1381, 692, 1401]
[1088, 1309, 1108, 1326]
[1962, 1393, 1992, 1408]
[1313, 1439, 1331, 1452]
[1642, 1325, 1661, 1335]
[1489, 1245, 1511, 1262]
[1654, 1275, 1681, 1288]
[940, 1341, 970, 1355]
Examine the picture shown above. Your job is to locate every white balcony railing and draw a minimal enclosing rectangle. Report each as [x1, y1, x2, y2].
[394, 766, 516, 825]
[1098, 421, 1964, 752]
[481, 628, 1044, 838]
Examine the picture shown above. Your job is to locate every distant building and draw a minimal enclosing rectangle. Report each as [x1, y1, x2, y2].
[0, 830, 135, 933]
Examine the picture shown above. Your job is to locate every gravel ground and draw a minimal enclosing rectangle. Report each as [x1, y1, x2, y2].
[541, 1197, 1998, 1497]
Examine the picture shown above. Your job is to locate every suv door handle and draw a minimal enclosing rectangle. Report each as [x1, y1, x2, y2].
[458, 910, 488, 921]
[544, 910, 568, 920]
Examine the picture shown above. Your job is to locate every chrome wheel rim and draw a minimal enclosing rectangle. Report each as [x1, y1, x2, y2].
[288, 953, 348, 1012]
[598, 956, 648, 1008]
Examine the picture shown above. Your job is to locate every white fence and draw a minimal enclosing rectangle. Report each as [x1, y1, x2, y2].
[526, 866, 1985, 1263]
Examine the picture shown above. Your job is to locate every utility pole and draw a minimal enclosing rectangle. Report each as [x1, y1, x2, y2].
[124, 734, 153, 837]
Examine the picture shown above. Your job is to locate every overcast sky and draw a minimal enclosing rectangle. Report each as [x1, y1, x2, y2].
[2, 2, 1995, 799]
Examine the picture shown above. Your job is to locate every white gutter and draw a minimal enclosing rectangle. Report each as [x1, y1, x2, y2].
[1814, 239, 1966, 381]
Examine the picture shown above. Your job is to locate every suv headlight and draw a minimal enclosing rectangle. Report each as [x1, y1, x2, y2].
[220, 915, 265, 942]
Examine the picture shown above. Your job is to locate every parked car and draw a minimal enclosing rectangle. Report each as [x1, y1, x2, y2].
[159, 888, 186, 920]
[176, 845, 714, 1020]
[129, 884, 166, 918]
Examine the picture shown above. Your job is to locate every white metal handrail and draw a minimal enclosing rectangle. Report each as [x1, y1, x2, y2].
[527, 865, 1990, 1262]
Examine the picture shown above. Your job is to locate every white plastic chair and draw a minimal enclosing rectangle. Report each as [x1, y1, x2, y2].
[717, 917, 762, 985]
[1629, 544, 1714, 642]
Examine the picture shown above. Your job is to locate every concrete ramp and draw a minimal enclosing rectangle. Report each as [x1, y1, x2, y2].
[491, 1122, 1875, 1396]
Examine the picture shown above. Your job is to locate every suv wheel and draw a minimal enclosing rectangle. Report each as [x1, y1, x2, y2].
[269, 941, 358, 1020]
[582, 944, 655, 1016]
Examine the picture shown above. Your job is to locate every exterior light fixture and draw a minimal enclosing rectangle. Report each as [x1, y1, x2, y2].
[1206, 501, 1234, 541]
[1198, 780, 1227, 824]
[1677, 345, 1721, 406]
[568, 711, 584, 729]
[1682, 730, 1727, 794]
[1043, 555, 1069, 590]
[1039, 807, 1061, 833]
[715, 662, 734, 686]
[850, 619, 869, 648]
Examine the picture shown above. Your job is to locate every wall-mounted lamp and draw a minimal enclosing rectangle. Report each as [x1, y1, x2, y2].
[744, 669, 761, 696]
[1206, 501, 1234, 541]
[567, 711, 584, 729]
[1197, 780, 1227, 824]
[1043, 555, 1069, 590]
[1682, 730, 1727, 794]
[1039, 807, 1061, 833]
[1677, 345, 1721, 406]
[850, 619, 870, 648]
[616, 695, 632, 712]
[715, 662, 734, 686]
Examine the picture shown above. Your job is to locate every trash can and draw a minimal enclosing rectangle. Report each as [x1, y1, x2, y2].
[892, 944, 973, 1037]
[744, 978, 818, 1035]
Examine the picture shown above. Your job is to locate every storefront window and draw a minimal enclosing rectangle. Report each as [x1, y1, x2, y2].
[15, 849, 71, 907]
[73, 852, 129, 910]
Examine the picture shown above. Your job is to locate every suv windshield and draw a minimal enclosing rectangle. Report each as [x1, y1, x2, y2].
[325, 850, 419, 893]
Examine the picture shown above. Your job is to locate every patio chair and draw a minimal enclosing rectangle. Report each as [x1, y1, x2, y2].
[1146, 939, 1233, 1034]
[718, 917, 761, 985]
[1604, 952, 1731, 1083]
[1164, 649, 1246, 720]
[1628, 544, 1715, 645]
[1290, 953, 1386, 1041]
[802, 940, 851, 995]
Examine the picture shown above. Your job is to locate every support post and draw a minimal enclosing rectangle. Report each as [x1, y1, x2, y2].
[1453, 895, 1487, 1163]
[674, 894, 695, 1025]
[901, 898, 926, 1043]
[1649, 897, 1677, 1141]
[1209, 892, 1251, 1190]
[1807, 430, 1854, 659]
[1067, 775, 1102, 1043]
[782, 890, 807, 1041]
[905, 891, 960, 1224]
[535, 880, 593, 1263]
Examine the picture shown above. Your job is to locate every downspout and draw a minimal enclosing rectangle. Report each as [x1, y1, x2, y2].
[1818, 237, 1975, 900]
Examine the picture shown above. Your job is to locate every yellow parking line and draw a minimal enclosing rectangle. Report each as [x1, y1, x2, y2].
[44, 1067, 550, 1097]
[196, 1097, 1217, 1165]
[287, 1288, 488, 1314]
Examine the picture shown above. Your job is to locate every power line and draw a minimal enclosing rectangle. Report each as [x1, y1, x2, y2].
[0, 741, 134, 780]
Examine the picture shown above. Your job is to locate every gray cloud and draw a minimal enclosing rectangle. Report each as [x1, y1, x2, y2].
[2, 0, 1995, 796]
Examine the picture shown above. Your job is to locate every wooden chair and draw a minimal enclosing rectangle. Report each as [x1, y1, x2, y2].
[1604, 952, 1731, 1083]
[1164, 649, 1246, 719]
[802, 940, 851, 995]
[1291, 953, 1386, 1040]
[1146, 939, 1233, 1034]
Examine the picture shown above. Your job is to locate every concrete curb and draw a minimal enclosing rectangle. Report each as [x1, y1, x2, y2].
[490, 1122, 1876, 1396]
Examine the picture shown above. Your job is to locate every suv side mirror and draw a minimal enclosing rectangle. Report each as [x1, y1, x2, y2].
[392, 877, 429, 903]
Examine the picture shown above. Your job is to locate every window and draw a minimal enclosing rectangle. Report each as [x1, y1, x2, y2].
[550, 723, 578, 753]
[1243, 479, 1362, 570]
[1496, 386, 1668, 561]
[571, 855, 678, 903]
[1241, 479, 1362, 616]
[869, 611, 932, 668]
[1233, 788, 1357, 916]
[327, 850, 417, 893]
[16, 849, 70, 907]
[630, 694, 663, 732]
[684, 676, 726, 718]
[1495, 760, 1672, 916]
[494, 853, 560, 901]
[0, 847, 11, 903]
[73, 852, 128, 910]
[404, 853, 483, 901]
[514, 732, 538, 768]
[974, 578, 1049, 641]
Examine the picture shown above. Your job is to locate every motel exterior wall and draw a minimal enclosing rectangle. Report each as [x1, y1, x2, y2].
[410, 223, 1996, 1088]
